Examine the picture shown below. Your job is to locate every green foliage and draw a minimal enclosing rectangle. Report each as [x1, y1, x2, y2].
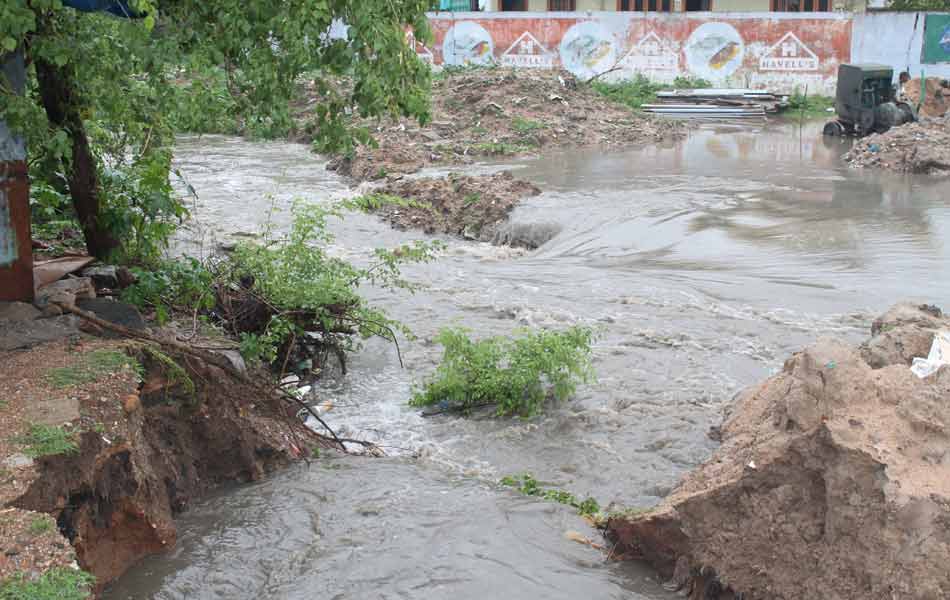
[0, 567, 95, 600]
[462, 193, 480, 208]
[787, 91, 835, 116]
[121, 257, 215, 324]
[45, 349, 141, 388]
[229, 201, 442, 364]
[511, 116, 544, 135]
[501, 473, 601, 517]
[28, 516, 53, 536]
[2, 0, 433, 259]
[16, 424, 79, 458]
[885, 0, 950, 8]
[410, 326, 595, 417]
[592, 74, 711, 110]
[140, 346, 195, 397]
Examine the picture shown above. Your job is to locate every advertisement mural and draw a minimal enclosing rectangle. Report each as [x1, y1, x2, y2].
[426, 14, 852, 93]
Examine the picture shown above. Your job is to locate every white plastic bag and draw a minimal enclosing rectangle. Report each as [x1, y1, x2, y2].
[911, 330, 950, 379]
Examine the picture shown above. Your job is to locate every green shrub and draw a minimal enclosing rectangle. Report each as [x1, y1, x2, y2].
[410, 326, 594, 417]
[228, 201, 442, 364]
[593, 74, 711, 110]
[0, 568, 95, 600]
[511, 116, 544, 135]
[121, 257, 215, 325]
[28, 516, 53, 536]
[787, 90, 835, 116]
[500, 473, 601, 517]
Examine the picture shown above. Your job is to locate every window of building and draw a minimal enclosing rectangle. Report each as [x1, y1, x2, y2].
[684, 0, 711, 9]
[618, 0, 674, 11]
[548, 0, 576, 9]
[500, 0, 526, 9]
[772, 0, 829, 10]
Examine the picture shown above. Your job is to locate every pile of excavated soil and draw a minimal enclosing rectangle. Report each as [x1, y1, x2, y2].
[0, 335, 330, 590]
[606, 302, 950, 600]
[371, 171, 541, 245]
[316, 69, 687, 181]
[902, 77, 950, 118]
[844, 114, 950, 175]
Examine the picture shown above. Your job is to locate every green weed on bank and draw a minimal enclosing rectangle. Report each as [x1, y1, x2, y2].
[501, 473, 601, 517]
[0, 568, 95, 600]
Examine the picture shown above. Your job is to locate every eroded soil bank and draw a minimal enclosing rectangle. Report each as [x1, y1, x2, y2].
[606, 302, 950, 600]
[0, 335, 330, 591]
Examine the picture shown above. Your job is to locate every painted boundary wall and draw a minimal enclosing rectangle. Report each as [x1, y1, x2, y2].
[418, 12, 854, 94]
[850, 12, 950, 82]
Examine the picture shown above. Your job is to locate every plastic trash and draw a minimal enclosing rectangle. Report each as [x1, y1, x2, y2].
[910, 330, 950, 378]
[868, 143, 881, 153]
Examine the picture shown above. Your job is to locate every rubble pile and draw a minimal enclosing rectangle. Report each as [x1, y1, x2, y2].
[844, 114, 950, 175]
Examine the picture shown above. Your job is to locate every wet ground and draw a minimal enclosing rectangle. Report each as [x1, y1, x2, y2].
[106, 120, 950, 599]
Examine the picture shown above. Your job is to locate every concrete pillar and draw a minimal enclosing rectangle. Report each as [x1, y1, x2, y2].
[0, 48, 33, 302]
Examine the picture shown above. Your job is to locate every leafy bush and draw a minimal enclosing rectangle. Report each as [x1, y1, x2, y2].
[226, 202, 442, 365]
[121, 257, 215, 325]
[787, 90, 835, 116]
[0, 568, 95, 600]
[410, 326, 594, 417]
[501, 473, 601, 517]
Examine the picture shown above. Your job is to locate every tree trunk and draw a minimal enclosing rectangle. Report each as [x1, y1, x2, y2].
[34, 57, 119, 259]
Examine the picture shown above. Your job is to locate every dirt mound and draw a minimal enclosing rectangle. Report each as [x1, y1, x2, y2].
[902, 77, 950, 118]
[606, 302, 950, 600]
[323, 69, 687, 181]
[371, 172, 541, 244]
[844, 114, 950, 175]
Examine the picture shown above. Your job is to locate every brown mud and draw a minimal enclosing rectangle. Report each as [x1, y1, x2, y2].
[844, 114, 950, 176]
[0, 337, 330, 591]
[370, 171, 541, 244]
[317, 69, 687, 182]
[605, 302, 950, 600]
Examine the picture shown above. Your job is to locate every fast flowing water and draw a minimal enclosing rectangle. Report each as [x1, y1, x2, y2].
[105, 121, 950, 599]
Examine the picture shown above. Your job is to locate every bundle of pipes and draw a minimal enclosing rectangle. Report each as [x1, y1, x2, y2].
[642, 88, 788, 120]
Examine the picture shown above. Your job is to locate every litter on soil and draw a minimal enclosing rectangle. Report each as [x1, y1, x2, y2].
[843, 113, 950, 175]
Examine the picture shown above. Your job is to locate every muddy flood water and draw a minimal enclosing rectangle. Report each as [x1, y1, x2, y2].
[105, 121, 950, 599]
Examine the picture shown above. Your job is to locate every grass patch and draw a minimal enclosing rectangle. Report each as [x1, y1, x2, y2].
[511, 116, 544, 135]
[409, 326, 594, 417]
[344, 193, 431, 213]
[0, 567, 95, 600]
[470, 141, 528, 156]
[501, 473, 601, 517]
[16, 424, 79, 458]
[592, 74, 711, 110]
[28, 516, 54, 536]
[45, 350, 141, 389]
[787, 90, 835, 117]
[462, 193, 480, 208]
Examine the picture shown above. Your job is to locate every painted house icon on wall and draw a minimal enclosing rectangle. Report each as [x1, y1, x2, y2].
[620, 31, 678, 72]
[759, 32, 818, 71]
[501, 32, 556, 68]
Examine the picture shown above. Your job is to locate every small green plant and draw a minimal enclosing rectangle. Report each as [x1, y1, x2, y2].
[46, 350, 140, 388]
[671, 75, 712, 89]
[501, 473, 601, 517]
[462, 193, 480, 208]
[311, 447, 321, 459]
[140, 346, 195, 397]
[787, 90, 835, 116]
[511, 116, 544, 135]
[121, 257, 215, 325]
[28, 516, 53, 536]
[592, 75, 710, 111]
[0, 567, 95, 600]
[16, 424, 79, 458]
[410, 326, 595, 417]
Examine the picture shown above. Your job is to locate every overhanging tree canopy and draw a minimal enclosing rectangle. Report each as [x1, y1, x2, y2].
[0, 0, 432, 259]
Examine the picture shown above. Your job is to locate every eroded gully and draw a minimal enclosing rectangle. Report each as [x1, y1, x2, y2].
[104, 121, 950, 599]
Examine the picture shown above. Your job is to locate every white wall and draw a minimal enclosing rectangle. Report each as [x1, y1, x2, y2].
[851, 12, 950, 82]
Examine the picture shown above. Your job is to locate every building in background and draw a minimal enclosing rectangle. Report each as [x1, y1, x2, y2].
[479, 0, 869, 12]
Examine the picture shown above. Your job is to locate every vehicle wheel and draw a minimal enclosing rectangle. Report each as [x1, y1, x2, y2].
[823, 121, 845, 136]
